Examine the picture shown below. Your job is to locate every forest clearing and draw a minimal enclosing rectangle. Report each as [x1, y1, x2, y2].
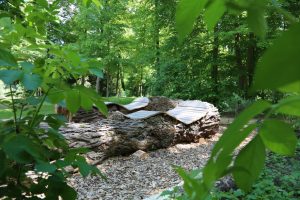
[0, 0, 300, 199]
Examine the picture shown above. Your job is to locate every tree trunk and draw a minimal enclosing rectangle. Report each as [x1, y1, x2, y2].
[154, 0, 160, 74]
[235, 33, 247, 93]
[116, 64, 120, 96]
[106, 35, 111, 97]
[211, 24, 219, 103]
[247, 32, 256, 88]
[106, 74, 109, 97]
[139, 65, 143, 97]
[81, 76, 85, 86]
[96, 77, 100, 94]
[121, 66, 126, 92]
[61, 106, 220, 163]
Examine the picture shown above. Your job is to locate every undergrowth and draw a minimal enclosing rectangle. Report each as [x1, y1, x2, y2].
[209, 139, 300, 200]
[161, 139, 300, 200]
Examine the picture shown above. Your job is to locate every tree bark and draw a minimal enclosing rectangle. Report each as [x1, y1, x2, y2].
[61, 108, 220, 163]
[106, 37, 110, 97]
[63, 97, 220, 163]
[106, 73, 110, 97]
[154, 0, 160, 74]
[139, 65, 143, 97]
[81, 76, 85, 86]
[116, 63, 120, 96]
[211, 24, 219, 103]
[235, 33, 247, 93]
[247, 32, 256, 88]
[96, 77, 100, 94]
[121, 65, 126, 92]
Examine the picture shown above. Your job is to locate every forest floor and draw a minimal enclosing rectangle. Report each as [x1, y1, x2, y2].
[67, 122, 300, 200]
[67, 126, 226, 200]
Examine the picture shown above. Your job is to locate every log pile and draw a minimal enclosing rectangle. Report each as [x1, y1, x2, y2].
[60, 98, 220, 163]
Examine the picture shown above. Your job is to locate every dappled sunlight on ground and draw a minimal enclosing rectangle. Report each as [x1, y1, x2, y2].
[68, 128, 225, 200]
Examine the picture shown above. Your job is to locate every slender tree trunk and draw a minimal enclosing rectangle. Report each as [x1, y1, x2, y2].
[154, 0, 160, 74]
[106, 37, 110, 97]
[121, 64, 126, 92]
[247, 32, 255, 88]
[211, 24, 219, 103]
[116, 64, 120, 96]
[96, 77, 100, 94]
[234, 16, 247, 94]
[81, 76, 85, 86]
[235, 33, 246, 93]
[139, 65, 143, 96]
[106, 74, 109, 97]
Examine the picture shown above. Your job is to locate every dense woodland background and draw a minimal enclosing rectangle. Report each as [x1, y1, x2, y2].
[1, 0, 299, 111]
[7, 0, 296, 112]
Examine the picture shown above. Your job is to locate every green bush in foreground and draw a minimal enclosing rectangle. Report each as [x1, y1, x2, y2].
[174, 0, 300, 199]
[210, 140, 300, 200]
[0, 0, 105, 199]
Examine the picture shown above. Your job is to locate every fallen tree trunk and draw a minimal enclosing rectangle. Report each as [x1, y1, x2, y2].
[60, 108, 220, 164]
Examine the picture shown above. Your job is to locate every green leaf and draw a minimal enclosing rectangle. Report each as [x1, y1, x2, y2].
[77, 86, 107, 115]
[251, 22, 300, 91]
[274, 95, 300, 117]
[0, 48, 17, 67]
[47, 89, 65, 104]
[202, 154, 232, 188]
[220, 124, 257, 156]
[204, 0, 225, 31]
[0, 17, 12, 30]
[60, 184, 77, 200]
[82, 0, 91, 7]
[35, 162, 57, 173]
[176, 167, 206, 199]
[75, 156, 91, 177]
[80, 92, 93, 110]
[45, 115, 65, 130]
[20, 62, 34, 73]
[176, 0, 208, 42]
[89, 68, 103, 78]
[200, 100, 270, 193]
[0, 70, 23, 85]
[46, 176, 77, 200]
[259, 119, 297, 156]
[66, 51, 81, 66]
[247, 9, 267, 38]
[212, 100, 270, 157]
[90, 165, 106, 180]
[247, 0, 268, 38]
[94, 100, 108, 116]
[279, 81, 300, 93]
[76, 86, 103, 111]
[233, 135, 265, 192]
[22, 74, 42, 90]
[66, 90, 80, 113]
[26, 96, 41, 106]
[92, 0, 101, 7]
[3, 135, 44, 164]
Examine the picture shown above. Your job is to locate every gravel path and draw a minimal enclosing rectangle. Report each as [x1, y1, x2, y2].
[68, 127, 226, 200]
